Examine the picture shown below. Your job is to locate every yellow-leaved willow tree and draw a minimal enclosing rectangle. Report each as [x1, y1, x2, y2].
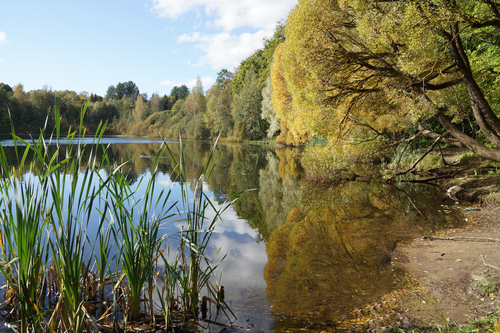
[271, 43, 312, 146]
[279, 0, 500, 176]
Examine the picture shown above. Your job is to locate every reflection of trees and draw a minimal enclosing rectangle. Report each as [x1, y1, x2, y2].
[258, 155, 284, 240]
[92, 142, 177, 186]
[200, 144, 234, 204]
[258, 150, 303, 240]
[1, 141, 175, 181]
[2, 141, 312, 247]
[227, 146, 267, 235]
[275, 147, 302, 181]
[264, 182, 461, 323]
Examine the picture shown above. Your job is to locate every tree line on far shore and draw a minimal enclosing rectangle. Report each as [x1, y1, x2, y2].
[0, 23, 284, 143]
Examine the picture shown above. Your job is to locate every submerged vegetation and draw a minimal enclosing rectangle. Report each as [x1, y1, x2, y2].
[0, 102, 236, 332]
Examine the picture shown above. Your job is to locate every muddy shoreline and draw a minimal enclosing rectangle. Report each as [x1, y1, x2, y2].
[390, 172, 500, 331]
[392, 207, 500, 329]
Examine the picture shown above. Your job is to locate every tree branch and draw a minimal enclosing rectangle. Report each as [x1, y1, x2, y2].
[389, 131, 448, 179]
[386, 131, 423, 147]
[420, 76, 465, 90]
[470, 19, 500, 29]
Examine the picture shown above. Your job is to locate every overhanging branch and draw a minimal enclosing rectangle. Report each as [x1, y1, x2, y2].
[388, 131, 449, 180]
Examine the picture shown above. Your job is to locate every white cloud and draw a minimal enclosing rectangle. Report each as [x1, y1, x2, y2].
[159, 80, 174, 86]
[151, 0, 197, 20]
[178, 30, 269, 69]
[152, 0, 296, 70]
[0, 31, 8, 45]
[152, 0, 296, 32]
[207, 0, 295, 32]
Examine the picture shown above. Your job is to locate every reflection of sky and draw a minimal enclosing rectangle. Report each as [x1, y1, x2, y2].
[152, 185, 271, 317]
[195, 197, 273, 330]
[150, 192, 272, 329]
[0, 148, 274, 331]
[206, 199, 267, 287]
[123, 178, 273, 329]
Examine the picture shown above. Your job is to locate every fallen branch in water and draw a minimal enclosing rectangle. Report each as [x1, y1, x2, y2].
[398, 175, 454, 183]
[389, 132, 447, 180]
[423, 236, 500, 243]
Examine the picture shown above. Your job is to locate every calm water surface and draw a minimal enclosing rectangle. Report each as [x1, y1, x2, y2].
[0, 138, 464, 332]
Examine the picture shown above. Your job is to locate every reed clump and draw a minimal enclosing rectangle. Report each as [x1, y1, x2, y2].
[0, 101, 236, 332]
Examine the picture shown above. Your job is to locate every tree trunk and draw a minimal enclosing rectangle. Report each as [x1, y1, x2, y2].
[447, 24, 500, 148]
[436, 108, 500, 162]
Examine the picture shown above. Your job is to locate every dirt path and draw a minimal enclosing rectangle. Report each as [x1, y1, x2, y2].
[392, 202, 500, 329]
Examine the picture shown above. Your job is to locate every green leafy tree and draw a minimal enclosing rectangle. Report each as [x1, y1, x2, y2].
[150, 93, 162, 114]
[55, 90, 84, 127]
[271, 43, 311, 146]
[183, 78, 209, 139]
[89, 102, 118, 126]
[30, 86, 55, 115]
[184, 78, 206, 119]
[111, 95, 135, 124]
[13, 84, 29, 106]
[89, 93, 103, 103]
[105, 85, 117, 100]
[106, 81, 139, 100]
[170, 85, 189, 105]
[159, 95, 170, 111]
[232, 21, 286, 95]
[0, 84, 13, 132]
[9, 84, 43, 132]
[261, 75, 280, 138]
[172, 99, 185, 119]
[206, 70, 234, 137]
[28, 86, 55, 130]
[132, 95, 150, 123]
[234, 67, 266, 140]
[0, 83, 12, 93]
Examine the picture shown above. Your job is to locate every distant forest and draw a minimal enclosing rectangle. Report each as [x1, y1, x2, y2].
[0, 23, 285, 142]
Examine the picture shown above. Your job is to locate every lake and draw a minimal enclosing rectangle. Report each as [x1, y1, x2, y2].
[0, 138, 465, 332]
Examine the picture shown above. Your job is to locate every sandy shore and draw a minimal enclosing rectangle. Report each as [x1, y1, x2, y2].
[391, 174, 500, 330]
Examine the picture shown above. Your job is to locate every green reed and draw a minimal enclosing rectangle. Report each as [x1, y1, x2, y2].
[0, 165, 50, 332]
[107, 148, 176, 322]
[164, 136, 236, 321]
[156, 247, 178, 328]
[0, 106, 60, 332]
[91, 206, 113, 317]
[0, 100, 235, 331]
[47, 114, 101, 332]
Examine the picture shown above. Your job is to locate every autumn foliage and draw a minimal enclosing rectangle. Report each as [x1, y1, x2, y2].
[271, 0, 500, 177]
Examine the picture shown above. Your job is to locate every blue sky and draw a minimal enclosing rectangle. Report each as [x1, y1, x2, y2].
[0, 0, 297, 97]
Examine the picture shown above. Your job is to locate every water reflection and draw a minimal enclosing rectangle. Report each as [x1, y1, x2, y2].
[258, 148, 303, 239]
[0, 139, 463, 332]
[264, 181, 463, 329]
